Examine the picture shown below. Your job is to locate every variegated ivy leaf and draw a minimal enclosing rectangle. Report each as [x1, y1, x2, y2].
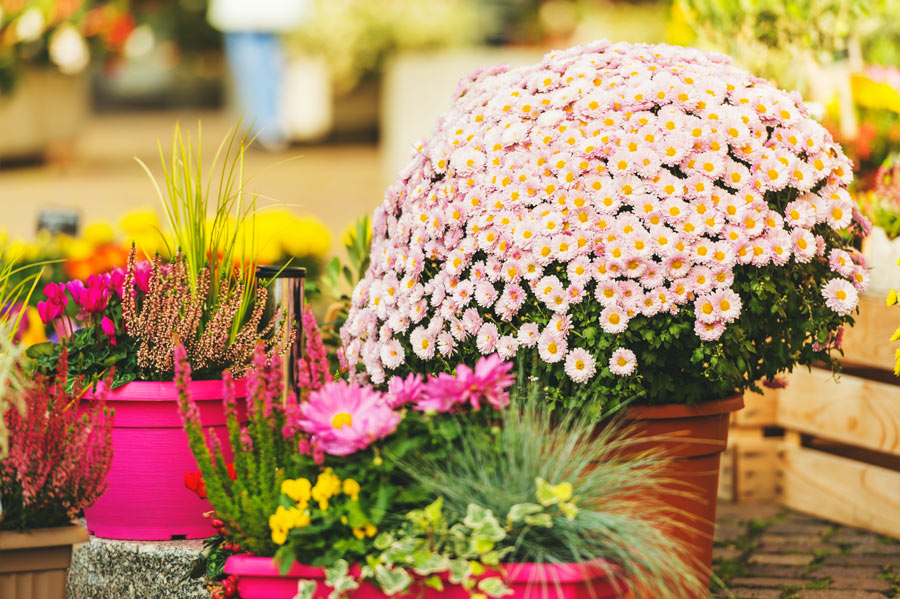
[478, 577, 514, 597]
[559, 501, 579, 521]
[469, 535, 495, 555]
[475, 518, 506, 542]
[324, 560, 350, 586]
[327, 575, 359, 599]
[535, 477, 573, 507]
[463, 504, 492, 529]
[448, 559, 471, 584]
[423, 496, 444, 527]
[507, 503, 544, 523]
[374, 532, 394, 550]
[374, 564, 412, 595]
[293, 580, 317, 599]
[423, 575, 444, 591]
[412, 553, 451, 575]
[523, 513, 554, 528]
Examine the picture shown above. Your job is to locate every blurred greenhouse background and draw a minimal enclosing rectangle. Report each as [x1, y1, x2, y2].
[0, 0, 898, 295]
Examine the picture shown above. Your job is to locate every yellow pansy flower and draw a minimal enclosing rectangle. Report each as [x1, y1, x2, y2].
[342, 478, 360, 502]
[281, 478, 312, 504]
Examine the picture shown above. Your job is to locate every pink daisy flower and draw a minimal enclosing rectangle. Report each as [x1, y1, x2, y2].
[565, 347, 597, 383]
[538, 329, 567, 363]
[609, 348, 637, 376]
[822, 278, 858, 315]
[518, 322, 540, 347]
[599, 305, 629, 334]
[476, 322, 500, 354]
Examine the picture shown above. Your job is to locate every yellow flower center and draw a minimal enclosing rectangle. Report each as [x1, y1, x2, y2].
[332, 412, 353, 430]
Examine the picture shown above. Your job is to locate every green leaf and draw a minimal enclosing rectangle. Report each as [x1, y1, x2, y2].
[478, 577, 514, 597]
[507, 503, 544, 523]
[423, 496, 444, 528]
[324, 560, 350, 586]
[293, 580, 317, 599]
[374, 565, 412, 595]
[523, 513, 554, 528]
[448, 559, 471, 584]
[25, 342, 55, 359]
[423, 575, 444, 591]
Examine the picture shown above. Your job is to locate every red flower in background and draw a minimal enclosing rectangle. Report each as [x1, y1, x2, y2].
[184, 464, 237, 500]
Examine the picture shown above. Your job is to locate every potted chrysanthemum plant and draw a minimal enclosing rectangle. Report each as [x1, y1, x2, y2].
[339, 40, 870, 590]
[26, 125, 294, 541]
[175, 317, 702, 599]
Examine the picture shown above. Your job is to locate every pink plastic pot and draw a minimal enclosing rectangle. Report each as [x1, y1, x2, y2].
[224, 554, 629, 599]
[81, 379, 246, 541]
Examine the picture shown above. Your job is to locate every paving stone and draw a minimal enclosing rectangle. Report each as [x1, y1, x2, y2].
[829, 578, 892, 592]
[759, 534, 826, 546]
[749, 553, 816, 566]
[847, 542, 900, 556]
[715, 524, 746, 543]
[822, 555, 896, 567]
[795, 591, 887, 599]
[759, 542, 840, 554]
[716, 503, 782, 522]
[721, 589, 782, 599]
[730, 577, 810, 588]
[745, 564, 809, 578]
[714, 546, 743, 560]
[767, 521, 831, 536]
[815, 567, 882, 579]
[829, 532, 884, 545]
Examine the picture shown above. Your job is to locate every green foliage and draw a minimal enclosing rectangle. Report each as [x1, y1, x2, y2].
[273, 410, 475, 571]
[389, 383, 707, 599]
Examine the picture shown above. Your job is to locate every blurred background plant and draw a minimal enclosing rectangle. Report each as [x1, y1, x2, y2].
[0, 0, 134, 94]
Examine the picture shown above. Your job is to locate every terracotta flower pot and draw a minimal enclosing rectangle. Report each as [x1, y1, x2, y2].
[224, 554, 629, 599]
[0, 524, 88, 599]
[81, 379, 246, 540]
[622, 395, 744, 596]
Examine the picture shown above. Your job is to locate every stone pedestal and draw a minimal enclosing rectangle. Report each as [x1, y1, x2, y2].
[66, 533, 208, 599]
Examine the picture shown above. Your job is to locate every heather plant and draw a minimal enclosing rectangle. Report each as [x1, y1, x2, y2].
[138, 123, 261, 345]
[0, 351, 113, 531]
[123, 248, 291, 379]
[341, 41, 870, 413]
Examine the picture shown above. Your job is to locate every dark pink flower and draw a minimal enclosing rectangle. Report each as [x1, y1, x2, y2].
[101, 316, 117, 347]
[385, 373, 425, 408]
[66, 280, 85, 306]
[418, 354, 514, 412]
[133, 260, 152, 293]
[109, 267, 126, 298]
[37, 300, 63, 324]
[298, 380, 401, 456]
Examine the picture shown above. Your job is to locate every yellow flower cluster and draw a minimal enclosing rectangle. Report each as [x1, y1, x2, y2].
[852, 73, 900, 114]
[887, 261, 900, 376]
[270, 470, 374, 546]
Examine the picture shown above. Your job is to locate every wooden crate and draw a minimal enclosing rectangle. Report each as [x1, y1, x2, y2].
[719, 295, 900, 538]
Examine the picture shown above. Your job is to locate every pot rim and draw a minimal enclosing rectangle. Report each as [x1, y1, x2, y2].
[83, 377, 248, 401]
[624, 395, 744, 421]
[0, 523, 89, 551]
[224, 553, 621, 584]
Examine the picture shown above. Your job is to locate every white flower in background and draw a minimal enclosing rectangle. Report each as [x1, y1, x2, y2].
[15, 8, 45, 43]
[49, 24, 90, 75]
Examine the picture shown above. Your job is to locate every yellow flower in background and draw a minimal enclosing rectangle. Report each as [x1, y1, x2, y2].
[282, 215, 332, 260]
[120, 210, 167, 257]
[342, 478, 360, 502]
[83, 222, 115, 246]
[281, 478, 312, 505]
[268, 505, 311, 545]
[852, 73, 900, 114]
[311, 468, 342, 511]
[20, 307, 47, 346]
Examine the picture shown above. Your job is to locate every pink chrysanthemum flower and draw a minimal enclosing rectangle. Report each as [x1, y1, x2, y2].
[565, 348, 597, 383]
[299, 381, 402, 456]
[821, 278, 858, 315]
[417, 354, 514, 412]
[386, 373, 425, 408]
[609, 348, 637, 376]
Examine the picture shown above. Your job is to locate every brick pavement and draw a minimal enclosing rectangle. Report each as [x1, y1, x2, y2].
[714, 503, 899, 599]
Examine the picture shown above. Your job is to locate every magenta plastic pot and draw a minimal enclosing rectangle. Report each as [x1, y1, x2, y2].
[224, 554, 628, 599]
[81, 379, 246, 541]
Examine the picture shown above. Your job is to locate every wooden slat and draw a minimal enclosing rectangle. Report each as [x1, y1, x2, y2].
[841, 294, 900, 372]
[718, 446, 735, 501]
[774, 368, 900, 456]
[734, 438, 781, 502]
[732, 389, 778, 427]
[778, 445, 900, 539]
